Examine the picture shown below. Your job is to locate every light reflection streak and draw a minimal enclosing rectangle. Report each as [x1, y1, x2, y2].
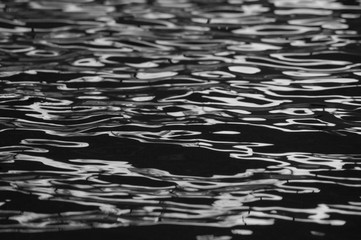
[0, 0, 360, 237]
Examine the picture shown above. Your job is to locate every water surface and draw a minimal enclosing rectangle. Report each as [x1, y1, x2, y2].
[0, 0, 361, 239]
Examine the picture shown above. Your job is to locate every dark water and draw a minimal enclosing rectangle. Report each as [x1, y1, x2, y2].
[1, 0, 361, 239]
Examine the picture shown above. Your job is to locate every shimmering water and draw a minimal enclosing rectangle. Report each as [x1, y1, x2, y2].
[0, 0, 361, 239]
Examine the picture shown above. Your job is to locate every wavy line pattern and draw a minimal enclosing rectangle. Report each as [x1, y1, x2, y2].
[0, 0, 361, 239]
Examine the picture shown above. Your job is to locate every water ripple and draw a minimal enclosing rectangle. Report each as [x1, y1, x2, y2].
[0, 0, 361, 239]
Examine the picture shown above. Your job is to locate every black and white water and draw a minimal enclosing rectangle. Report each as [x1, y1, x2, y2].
[0, 0, 361, 239]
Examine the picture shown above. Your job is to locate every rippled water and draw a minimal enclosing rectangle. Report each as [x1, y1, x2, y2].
[1, 0, 361, 239]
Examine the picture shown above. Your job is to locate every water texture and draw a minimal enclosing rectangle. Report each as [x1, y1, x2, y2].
[0, 0, 361, 239]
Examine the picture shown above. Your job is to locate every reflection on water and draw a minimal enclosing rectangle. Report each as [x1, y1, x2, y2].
[0, 0, 361, 239]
